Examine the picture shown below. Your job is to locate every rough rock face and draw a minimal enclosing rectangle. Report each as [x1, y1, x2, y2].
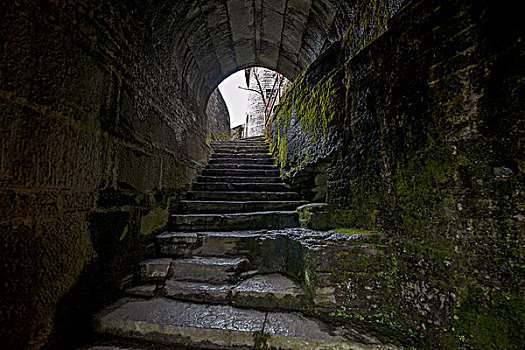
[206, 88, 231, 140]
[0, 1, 210, 348]
[270, 0, 524, 348]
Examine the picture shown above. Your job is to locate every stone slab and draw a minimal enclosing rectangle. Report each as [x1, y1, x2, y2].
[137, 258, 172, 282]
[163, 280, 233, 304]
[155, 232, 198, 257]
[200, 168, 279, 177]
[192, 231, 261, 257]
[170, 211, 300, 231]
[197, 175, 283, 183]
[265, 312, 400, 350]
[95, 298, 265, 349]
[206, 163, 276, 170]
[169, 256, 248, 283]
[192, 182, 290, 191]
[187, 190, 299, 201]
[95, 298, 400, 350]
[181, 200, 306, 213]
[208, 157, 274, 165]
[232, 273, 305, 310]
[211, 152, 271, 158]
[125, 284, 157, 298]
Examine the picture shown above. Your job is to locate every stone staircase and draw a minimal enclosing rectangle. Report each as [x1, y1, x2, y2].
[89, 136, 401, 349]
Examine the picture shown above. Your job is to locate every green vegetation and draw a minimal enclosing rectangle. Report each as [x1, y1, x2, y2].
[272, 73, 336, 170]
[343, 0, 390, 55]
[334, 228, 376, 236]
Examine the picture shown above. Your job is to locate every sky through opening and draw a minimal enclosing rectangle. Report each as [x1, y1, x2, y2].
[218, 70, 249, 128]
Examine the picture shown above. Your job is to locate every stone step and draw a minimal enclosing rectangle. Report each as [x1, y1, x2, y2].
[169, 211, 300, 231]
[197, 175, 283, 183]
[181, 200, 306, 213]
[211, 138, 264, 145]
[208, 157, 274, 165]
[212, 146, 269, 153]
[169, 256, 249, 283]
[206, 163, 277, 170]
[211, 140, 266, 147]
[232, 273, 305, 310]
[155, 232, 198, 257]
[186, 191, 299, 201]
[95, 298, 399, 350]
[125, 284, 158, 298]
[192, 181, 290, 192]
[201, 168, 280, 177]
[156, 231, 263, 258]
[211, 150, 269, 156]
[212, 152, 270, 158]
[135, 258, 172, 283]
[163, 274, 305, 311]
[163, 279, 233, 304]
[211, 138, 264, 143]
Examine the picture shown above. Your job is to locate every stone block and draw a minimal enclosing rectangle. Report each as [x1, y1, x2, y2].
[137, 258, 172, 282]
[232, 273, 305, 310]
[115, 144, 161, 192]
[156, 232, 198, 257]
[168, 257, 248, 284]
[297, 203, 333, 230]
[140, 205, 169, 236]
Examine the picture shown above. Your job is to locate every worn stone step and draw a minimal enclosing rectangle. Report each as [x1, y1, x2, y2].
[157, 231, 264, 258]
[206, 163, 276, 170]
[212, 152, 270, 158]
[162, 274, 305, 311]
[169, 256, 249, 283]
[95, 298, 399, 350]
[232, 273, 305, 310]
[209, 157, 274, 165]
[211, 139, 264, 146]
[155, 232, 198, 257]
[169, 211, 300, 231]
[186, 191, 299, 201]
[181, 200, 306, 213]
[211, 139, 264, 144]
[211, 149, 269, 156]
[135, 258, 172, 283]
[125, 284, 158, 298]
[192, 182, 290, 192]
[163, 280, 234, 304]
[201, 168, 279, 177]
[79, 338, 179, 350]
[197, 175, 283, 183]
[212, 146, 269, 152]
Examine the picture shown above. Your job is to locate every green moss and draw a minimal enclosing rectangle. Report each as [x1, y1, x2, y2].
[445, 288, 525, 349]
[139, 205, 168, 236]
[392, 144, 457, 247]
[271, 73, 337, 170]
[335, 228, 377, 236]
[343, 0, 391, 55]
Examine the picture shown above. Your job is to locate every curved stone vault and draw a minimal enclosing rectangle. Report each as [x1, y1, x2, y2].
[148, 0, 379, 101]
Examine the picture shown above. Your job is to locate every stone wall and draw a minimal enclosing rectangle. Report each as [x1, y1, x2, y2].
[245, 67, 288, 138]
[0, 1, 216, 348]
[206, 88, 231, 140]
[270, 0, 524, 348]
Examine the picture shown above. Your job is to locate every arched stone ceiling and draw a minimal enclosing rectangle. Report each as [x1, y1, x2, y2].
[146, 0, 358, 102]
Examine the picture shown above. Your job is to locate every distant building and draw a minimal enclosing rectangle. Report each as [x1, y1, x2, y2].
[231, 124, 245, 139]
[244, 67, 289, 137]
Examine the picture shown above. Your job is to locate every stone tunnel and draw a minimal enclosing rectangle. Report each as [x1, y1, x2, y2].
[0, 0, 523, 349]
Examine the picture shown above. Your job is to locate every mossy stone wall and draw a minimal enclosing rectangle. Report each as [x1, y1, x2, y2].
[270, 0, 524, 348]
